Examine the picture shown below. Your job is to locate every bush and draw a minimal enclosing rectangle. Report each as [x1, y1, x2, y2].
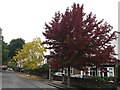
[70, 76, 117, 88]
[117, 64, 120, 82]
[87, 76, 116, 84]
[41, 64, 49, 79]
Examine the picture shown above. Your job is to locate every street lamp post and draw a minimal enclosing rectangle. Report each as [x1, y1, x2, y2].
[114, 31, 120, 60]
[114, 31, 120, 82]
[114, 31, 120, 34]
[0, 28, 2, 66]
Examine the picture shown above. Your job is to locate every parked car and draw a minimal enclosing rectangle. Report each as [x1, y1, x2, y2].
[6, 68, 13, 71]
[71, 74, 83, 78]
[53, 72, 65, 76]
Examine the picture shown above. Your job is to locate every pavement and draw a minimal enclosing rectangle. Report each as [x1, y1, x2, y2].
[17, 72, 78, 90]
[43, 80, 71, 89]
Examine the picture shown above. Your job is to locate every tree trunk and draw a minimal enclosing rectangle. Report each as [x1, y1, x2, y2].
[30, 71, 32, 76]
[49, 68, 51, 80]
[62, 74, 65, 84]
[67, 66, 70, 87]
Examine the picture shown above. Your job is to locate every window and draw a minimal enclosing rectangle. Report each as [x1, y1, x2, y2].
[108, 67, 114, 77]
[70, 67, 73, 74]
[109, 68, 112, 71]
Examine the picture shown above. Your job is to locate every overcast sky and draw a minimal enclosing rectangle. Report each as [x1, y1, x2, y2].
[0, 0, 119, 44]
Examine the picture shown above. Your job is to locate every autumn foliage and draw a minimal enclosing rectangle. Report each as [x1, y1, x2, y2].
[12, 37, 45, 70]
[43, 3, 117, 70]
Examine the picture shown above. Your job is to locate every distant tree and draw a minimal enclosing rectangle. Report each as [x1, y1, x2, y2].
[13, 37, 46, 74]
[0, 28, 9, 65]
[43, 3, 118, 87]
[2, 41, 9, 64]
[7, 60, 16, 70]
[8, 38, 25, 59]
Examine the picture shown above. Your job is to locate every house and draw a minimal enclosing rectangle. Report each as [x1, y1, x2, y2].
[80, 64, 115, 77]
[60, 61, 120, 77]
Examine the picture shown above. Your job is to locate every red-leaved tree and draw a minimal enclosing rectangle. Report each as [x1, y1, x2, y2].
[43, 3, 118, 87]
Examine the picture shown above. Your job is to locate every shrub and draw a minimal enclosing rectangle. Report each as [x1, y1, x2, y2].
[117, 64, 120, 82]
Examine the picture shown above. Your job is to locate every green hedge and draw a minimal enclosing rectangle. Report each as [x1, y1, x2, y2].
[88, 76, 116, 83]
[117, 64, 120, 82]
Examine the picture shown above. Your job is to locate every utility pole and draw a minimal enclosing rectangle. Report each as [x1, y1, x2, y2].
[0, 28, 2, 90]
[114, 31, 120, 60]
[0, 28, 2, 66]
[114, 31, 120, 82]
[117, 31, 120, 60]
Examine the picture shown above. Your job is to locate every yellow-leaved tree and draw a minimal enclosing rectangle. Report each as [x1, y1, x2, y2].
[13, 37, 46, 73]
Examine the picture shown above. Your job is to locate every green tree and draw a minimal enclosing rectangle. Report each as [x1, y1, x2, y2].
[7, 60, 16, 69]
[0, 28, 9, 65]
[8, 38, 25, 59]
[2, 41, 9, 64]
[2, 36, 9, 65]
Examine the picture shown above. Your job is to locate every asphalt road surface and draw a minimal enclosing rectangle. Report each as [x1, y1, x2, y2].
[1, 70, 58, 90]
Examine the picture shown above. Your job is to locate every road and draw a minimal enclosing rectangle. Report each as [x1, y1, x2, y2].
[1, 70, 58, 90]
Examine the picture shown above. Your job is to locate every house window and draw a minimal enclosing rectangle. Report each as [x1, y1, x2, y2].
[63, 67, 73, 75]
[65, 68, 68, 75]
[109, 72, 113, 77]
[90, 68, 96, 76]
[109, 68, 112, 71]
[109, 67, 113, 77]
[90, 68, 93, 76]
[70, 67, 73, 74]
